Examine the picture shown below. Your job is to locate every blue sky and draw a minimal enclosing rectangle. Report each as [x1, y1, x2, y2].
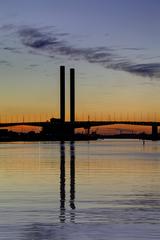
[0, 0, 160, 121]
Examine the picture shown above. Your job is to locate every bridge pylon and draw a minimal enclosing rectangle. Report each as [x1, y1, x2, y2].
[152, 123, 158, 139]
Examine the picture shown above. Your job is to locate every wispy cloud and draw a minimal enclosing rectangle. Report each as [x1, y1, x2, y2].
[1, 24, 160, 78]
[121, 47, 146, 51]
[3, 46, 21, 54]
[0, 24, 15, 31]
[0, 60, 12, 67]
[17, 26, 160, 78]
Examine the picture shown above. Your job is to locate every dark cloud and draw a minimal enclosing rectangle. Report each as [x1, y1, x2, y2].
[0, 60, 12, 67]
[123, 63, 160, 78]
[3, 47, 21, 54]
[3, 47, 16, 50]
[0, 60, 9, 64]
[2, 25, 160, 78]
[107, 61, 160, 78]
[29, 64, 39, 67]
[0, 24, 15, 31]
[25, 63, 40, 71]
[141, 55, 160, 60]
[121, 47, 146, 51]
[18, 27, 67, 49]
[18, 27, 114, 62]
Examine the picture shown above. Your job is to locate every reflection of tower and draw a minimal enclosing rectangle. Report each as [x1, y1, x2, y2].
[60, 66, 65, 123]
[70, 141, 76, 210]
[60, 141, 66, 223]
[59, 141, 76, 223]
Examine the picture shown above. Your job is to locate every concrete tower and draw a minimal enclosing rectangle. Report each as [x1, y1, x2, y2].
[70, 68, 75, 123]
[60, 66, 65, 122]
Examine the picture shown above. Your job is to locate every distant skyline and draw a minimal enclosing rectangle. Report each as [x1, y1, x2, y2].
[1, 0, 160, 124]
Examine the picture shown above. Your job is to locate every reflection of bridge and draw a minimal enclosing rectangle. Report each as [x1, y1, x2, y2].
[0, 66, 159, 139]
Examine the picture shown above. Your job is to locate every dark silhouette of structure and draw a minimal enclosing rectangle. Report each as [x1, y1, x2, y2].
[59, 141, 76, 223]
[60, 141, 66, 223]
[70, 68, 75, 124]
[0, 66, 159, 140]
[70, 68, 75, 137]
[70, 141, 76, 210]
[152, 123, 158, 140]
[60, 66, 65, 123]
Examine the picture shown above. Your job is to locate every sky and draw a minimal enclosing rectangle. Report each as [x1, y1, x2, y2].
[0, 0, 160, 124]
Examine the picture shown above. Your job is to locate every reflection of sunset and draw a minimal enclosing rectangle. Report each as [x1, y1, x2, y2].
[1, 142, 160, 189]
[0, 141, 160, 236]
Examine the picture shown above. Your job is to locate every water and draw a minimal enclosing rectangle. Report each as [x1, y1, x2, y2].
[0, 140, 160, 239]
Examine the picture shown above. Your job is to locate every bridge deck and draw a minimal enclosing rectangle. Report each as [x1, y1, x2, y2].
[0, 120, 160, 128]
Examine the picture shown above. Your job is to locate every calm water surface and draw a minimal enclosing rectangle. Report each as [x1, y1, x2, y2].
[0, 140, 160, 239]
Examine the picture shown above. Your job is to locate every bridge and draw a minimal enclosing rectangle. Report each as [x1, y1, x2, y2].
[0, 120, 159, 139]
[0, 66, 159, 140]
[71, 120, 159, 138]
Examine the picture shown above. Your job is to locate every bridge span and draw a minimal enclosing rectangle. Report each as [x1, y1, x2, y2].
[0, 120, 159, 138]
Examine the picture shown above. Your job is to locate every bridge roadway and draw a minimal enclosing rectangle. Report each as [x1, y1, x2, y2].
[0, 120, 159, 137]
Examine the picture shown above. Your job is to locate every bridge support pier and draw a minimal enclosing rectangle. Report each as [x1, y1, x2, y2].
[84, 126, 91, 136]
[152, 123, 158, 139]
